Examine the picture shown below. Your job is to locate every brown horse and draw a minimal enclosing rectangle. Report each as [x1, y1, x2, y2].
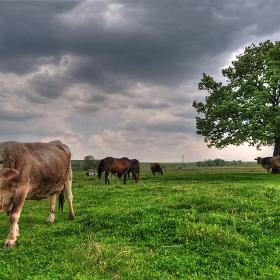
[151, 162, 164, 175]
[97, 157, 140, 184]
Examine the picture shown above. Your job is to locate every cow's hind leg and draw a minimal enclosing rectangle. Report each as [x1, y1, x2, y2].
[64, 174, 75, 220]
[46, 194, 56, 223]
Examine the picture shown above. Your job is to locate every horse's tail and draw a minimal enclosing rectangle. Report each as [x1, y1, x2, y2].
[59, 190, 65, 212]
[97, 159, 104, 182]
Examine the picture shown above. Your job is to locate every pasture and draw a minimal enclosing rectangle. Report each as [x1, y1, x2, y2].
[0, 165, 280, 279]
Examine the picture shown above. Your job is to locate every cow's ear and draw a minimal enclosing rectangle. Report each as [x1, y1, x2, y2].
[0, 168, 19, 180]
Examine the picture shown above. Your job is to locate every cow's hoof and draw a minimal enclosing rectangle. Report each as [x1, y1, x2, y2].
[69, 214, 75, 220]
[4, 241, 16, 248]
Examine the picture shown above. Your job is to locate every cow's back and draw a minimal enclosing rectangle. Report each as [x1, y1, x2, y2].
[0, 140, 71, 200]
[269, 156, 280, 167]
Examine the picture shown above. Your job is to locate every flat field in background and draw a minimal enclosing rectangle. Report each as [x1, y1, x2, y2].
[0, 164, 280, 279]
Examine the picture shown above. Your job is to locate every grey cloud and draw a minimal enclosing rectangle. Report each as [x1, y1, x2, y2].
[145, 122, 195, 134]
[119, 117, 195, 134]
[134, 101, 170, 110]
[0, 107, 43, 122]
[28, 70, 69, 100]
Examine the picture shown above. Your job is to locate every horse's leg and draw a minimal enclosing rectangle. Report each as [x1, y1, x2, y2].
[123, 171, 127, 184]
[117, 173, 122, 183]
[112, 172, 120, 183]
[115, 173, 120, 183]
[105, 171, 110, 184]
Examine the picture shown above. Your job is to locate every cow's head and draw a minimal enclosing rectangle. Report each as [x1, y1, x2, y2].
[254, 157, 262, 164]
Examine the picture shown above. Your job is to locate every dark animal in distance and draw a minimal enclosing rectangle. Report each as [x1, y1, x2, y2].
[0, 140, 75, 247]
[255, 156, 280, 173]
[97, 157, 140, 184]
[150, 162, 164, 175]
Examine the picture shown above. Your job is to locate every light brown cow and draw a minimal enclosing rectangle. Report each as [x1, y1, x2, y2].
[0, 140, 75, 247]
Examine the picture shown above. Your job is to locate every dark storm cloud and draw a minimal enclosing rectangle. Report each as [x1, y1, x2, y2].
[0, 1, 81, 74]
[1, 0, 279, 86]
[28, 70, 69, 100]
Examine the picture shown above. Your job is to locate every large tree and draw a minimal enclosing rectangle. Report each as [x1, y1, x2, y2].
[193, 40, 280, 159]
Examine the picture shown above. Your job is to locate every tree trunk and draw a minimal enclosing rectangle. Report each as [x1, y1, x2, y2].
[273, 138, 280, 156]
[272, 138, 280, 173]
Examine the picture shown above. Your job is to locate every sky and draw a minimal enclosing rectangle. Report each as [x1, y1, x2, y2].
[0, 0, 279, 162]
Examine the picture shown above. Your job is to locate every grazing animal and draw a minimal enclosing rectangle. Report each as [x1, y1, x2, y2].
[97, 157, 140, 184]
[0, 140, 75, 248]
[255, 156, 280, 173]
[150, 162, 164, 176]
[128, 159, 140, 179]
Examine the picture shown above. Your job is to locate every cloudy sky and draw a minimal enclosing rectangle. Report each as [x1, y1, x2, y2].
[0, 0, 279, 162]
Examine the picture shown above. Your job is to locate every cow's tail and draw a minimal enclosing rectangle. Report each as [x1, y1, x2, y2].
[59, 191, 65, 212]
[97, 159, 104, 183]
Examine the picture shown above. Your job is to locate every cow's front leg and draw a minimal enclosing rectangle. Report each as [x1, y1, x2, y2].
[4, 190, 27, 248]
[4, 212, 21, 248]
[46, 194, 56, 223]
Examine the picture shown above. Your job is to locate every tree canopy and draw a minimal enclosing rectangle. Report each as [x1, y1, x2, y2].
[83, 155, 98, 170]
[193, 40, 280, 155]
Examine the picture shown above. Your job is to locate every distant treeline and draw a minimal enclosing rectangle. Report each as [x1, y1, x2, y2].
[71, 157, 245, 171]
[196, 158, 243, 167]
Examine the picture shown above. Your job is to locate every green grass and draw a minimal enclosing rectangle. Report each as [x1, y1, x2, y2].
[0, 166, 280, 279]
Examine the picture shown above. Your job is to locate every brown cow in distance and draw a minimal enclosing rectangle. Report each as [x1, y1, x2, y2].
[255, 156, 280, 173]
[0, 140, 75, 247]
[151, 162, 164, 176]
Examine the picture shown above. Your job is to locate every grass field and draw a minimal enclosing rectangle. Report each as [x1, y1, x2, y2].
[0, 165, 280, 279]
